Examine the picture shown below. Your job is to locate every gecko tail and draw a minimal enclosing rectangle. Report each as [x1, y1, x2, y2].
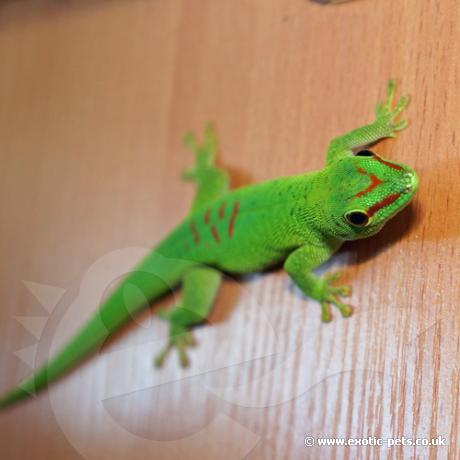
[0, 381, 39, 409]
[0, 264, 172, 410]
[0, 308, 123, 410]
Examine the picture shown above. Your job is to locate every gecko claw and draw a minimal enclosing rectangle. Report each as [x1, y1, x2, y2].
[332, 296, 353, 317]
[324, 271, 343, 283]
[154, 343, 173, 368]
[334, 285, 352, 297]
[319, 271, 353, 321]
[320, 302, 333, 322]
[374, 80, 410, 139]
[154, 328, 196, 368]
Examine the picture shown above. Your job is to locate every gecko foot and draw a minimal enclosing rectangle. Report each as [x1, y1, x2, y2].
[374, 79, 410, 138]
[181, 124, 219, 181]
[154, 324, 197, 368]
[320, 271, 353, 322]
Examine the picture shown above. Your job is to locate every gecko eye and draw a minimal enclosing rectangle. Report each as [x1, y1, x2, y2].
[344, 210, 370, 227]
[355, 150, 375, 157]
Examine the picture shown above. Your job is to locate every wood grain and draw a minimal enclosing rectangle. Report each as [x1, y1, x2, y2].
[0, 0, 459, 459]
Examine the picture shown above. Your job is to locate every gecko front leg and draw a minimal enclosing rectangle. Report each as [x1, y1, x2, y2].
[327, 79, 410, 165]
[284, 245, 352, 322]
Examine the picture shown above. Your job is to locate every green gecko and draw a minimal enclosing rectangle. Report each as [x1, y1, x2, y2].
[0, 80, 418, 408]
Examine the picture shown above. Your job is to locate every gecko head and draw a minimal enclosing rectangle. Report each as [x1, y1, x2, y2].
[324, 150, 418, 240]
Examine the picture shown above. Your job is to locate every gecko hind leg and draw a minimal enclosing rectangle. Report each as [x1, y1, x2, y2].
[182, 124, 230, 214]
[154, 266, 222, 367]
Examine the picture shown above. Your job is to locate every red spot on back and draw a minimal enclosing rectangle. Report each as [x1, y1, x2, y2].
[204, 208, 211, 224]
[219, 202, 226, 220]
[211, 226, 220, 244]
[228, 202, 240, 238]
[190, 221, 200, 244]
[367, 193, 401, 217]
[374, 156, 404, 171]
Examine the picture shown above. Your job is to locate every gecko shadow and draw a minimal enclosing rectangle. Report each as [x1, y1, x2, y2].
[343, 199, 420, 265]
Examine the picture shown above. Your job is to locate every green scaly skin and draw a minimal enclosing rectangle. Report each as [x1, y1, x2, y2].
[0, 80, 418, 408]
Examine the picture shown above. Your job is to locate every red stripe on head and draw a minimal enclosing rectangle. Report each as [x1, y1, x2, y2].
[355, 167, 383, 198]
[356, 173, 383, 198]
[373, 156, 404, 171]
[367, 193, 401, 217]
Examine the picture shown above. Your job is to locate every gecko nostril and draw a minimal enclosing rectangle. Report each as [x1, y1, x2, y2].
[402, 172, 417, 192]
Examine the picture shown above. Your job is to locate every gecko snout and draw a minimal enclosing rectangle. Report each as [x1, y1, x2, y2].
[402, 170, 419, 194]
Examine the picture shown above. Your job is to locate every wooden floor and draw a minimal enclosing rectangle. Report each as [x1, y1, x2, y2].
[0, 1, 459, 459]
